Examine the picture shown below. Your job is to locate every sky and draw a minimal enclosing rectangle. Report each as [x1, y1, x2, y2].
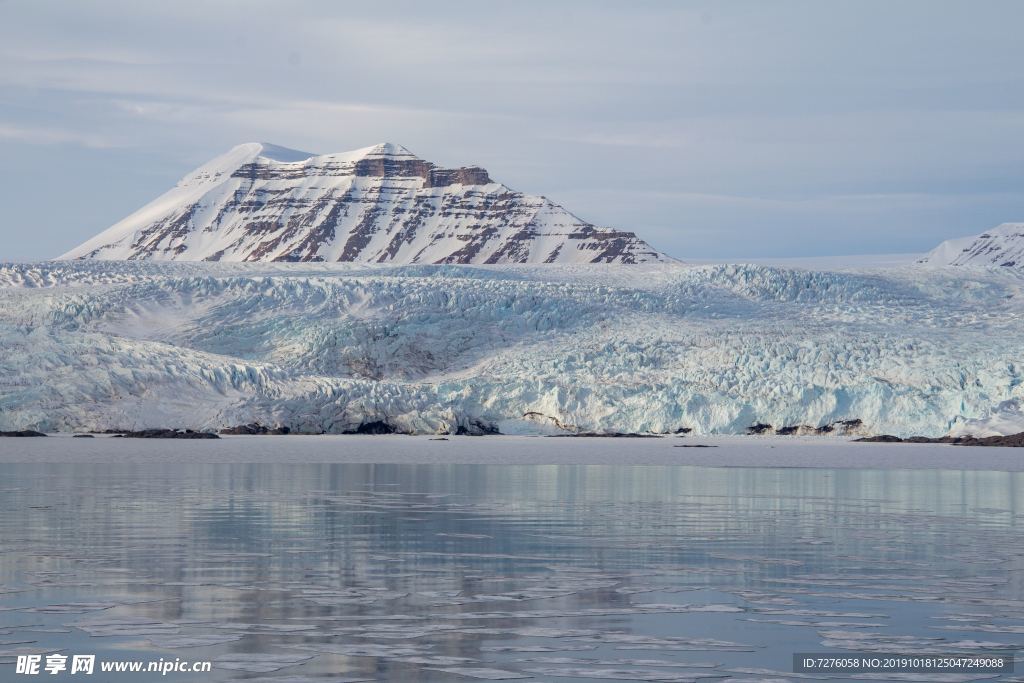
[1, 0, 1022, 262]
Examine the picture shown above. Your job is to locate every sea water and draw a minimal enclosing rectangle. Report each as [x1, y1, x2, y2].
[0, 442, 1022, 681]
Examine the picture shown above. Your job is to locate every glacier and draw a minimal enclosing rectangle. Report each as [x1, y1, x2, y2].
[1, 259, 1022, 437]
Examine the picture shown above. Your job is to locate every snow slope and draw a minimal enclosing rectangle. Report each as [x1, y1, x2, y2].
[918, 222, 1024, 268]
[58, 143, 666, 265]
[1, 260, 1022, 437]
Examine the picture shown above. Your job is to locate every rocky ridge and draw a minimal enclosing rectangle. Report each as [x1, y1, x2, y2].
[60, 143, 667, 265]
[919, 222, 1024, 269]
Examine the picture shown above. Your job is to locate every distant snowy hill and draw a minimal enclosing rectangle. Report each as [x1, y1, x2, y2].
[918, 222, 1024, 268]
[59, 142, 667, 265]
[1, 260, 1022, 437]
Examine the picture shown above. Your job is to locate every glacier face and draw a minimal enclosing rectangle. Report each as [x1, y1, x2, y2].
[1, 260, 1022, 437]
[919, 222, 1024, 269]
[58, 142, 667, 265]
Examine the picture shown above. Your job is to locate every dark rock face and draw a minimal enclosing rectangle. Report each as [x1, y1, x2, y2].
[774, 425, 805, 435]
[819, 419, 862, 433]
[73, 434, 95, 438]
[455, 420, 501, 436]
[426, 166, 492, 188]
[113, 429, 220, 439]
[0, 430, 46, 437]
[756, 419, 866, 436]
[856, 431, 1024, 447]
[345, 421, 399, 435]
[521, 412, 575, 432]
[219, 423, 291, 435]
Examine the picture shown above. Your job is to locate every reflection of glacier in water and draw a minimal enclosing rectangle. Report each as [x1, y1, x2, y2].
[0, 461, 1022, 681]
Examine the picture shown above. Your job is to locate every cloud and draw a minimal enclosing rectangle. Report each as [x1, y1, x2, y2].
[0, 0, 1022, 260]
[0, 122, 118, 148]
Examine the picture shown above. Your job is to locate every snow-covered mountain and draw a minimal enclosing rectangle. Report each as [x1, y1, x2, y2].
[2, 260, 1022, 437]
[59, 142, 667, 265]
[918, 222, 1024, 268]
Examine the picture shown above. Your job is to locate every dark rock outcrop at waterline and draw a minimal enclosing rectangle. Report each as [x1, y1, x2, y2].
[220, 423, 291, 435]
[0, 430, 46, 437]
[112, 429, 220, 439]
[855, 431, 1024, 447]
[548, 432, 662, 438]
[344, 421, 401, 435]
[749, 419, 865, 436]
[455, 420, 501, 436]
[855, 434, 904, 443]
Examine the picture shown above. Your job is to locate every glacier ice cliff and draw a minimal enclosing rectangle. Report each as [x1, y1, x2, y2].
[0, 260, 1021, 437]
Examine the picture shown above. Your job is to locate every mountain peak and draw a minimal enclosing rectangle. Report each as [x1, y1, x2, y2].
[306, 142, 420, 164]
[919, 222, 1024, 269]
[59, 143, 668, 265]
[252, 142, 317, 162]
[361, 142, 417, 158]
[222, 142, 317, 163]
